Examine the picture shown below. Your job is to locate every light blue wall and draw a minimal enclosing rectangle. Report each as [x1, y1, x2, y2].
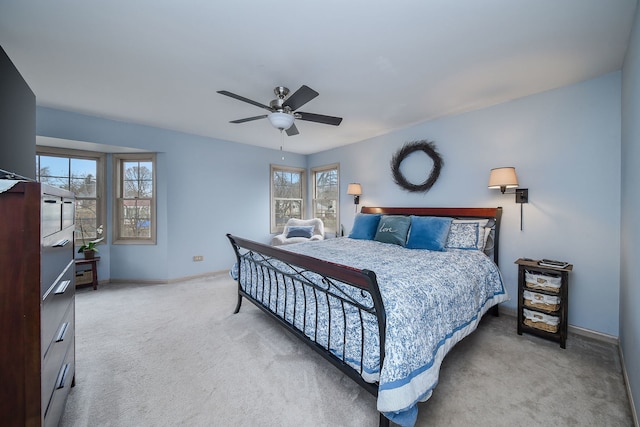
[37, 107, 306, 282]
[311, 72, 622, 337]
[621, 3, 640, 422]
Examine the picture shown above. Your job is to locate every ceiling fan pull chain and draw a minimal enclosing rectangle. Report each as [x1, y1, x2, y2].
[280, 129, 285, 160]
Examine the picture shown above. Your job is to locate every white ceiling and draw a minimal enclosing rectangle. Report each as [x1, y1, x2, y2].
[1, 0, 636, 154]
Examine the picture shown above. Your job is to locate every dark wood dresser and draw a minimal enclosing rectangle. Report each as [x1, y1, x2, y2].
[0, 181, 76, 426]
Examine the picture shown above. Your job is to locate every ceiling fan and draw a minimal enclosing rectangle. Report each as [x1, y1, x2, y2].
[217, 85, 343, 136]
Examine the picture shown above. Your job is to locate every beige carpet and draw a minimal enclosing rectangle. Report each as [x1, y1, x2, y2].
[60, 274, 633, 427]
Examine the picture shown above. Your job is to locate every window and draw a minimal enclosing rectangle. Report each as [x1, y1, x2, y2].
[312, 164, 339, 236]
[36, 147, 106, 245]
[271, 165, 305, 233]
[113, 153, 156, 244]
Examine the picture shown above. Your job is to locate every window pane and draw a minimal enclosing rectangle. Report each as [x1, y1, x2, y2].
[137, 161, 153, 197]
[315, 199, 337, 233]
[38, 155, 70, 190]
[70, 158, 97, 197]
[273, 170, 302, 198]
[123, 161, 153, 198]
[76, 199, 98, 242]
[119, 198, 152, 238]
[315, 170, 338, 196]
[38, 156, 69, 180]
[71, 176, 97, 198]
[312, 165, 339, 236]
[275, 199, 302, 228]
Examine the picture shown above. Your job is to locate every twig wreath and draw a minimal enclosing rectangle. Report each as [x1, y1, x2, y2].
[390, 140, 443, 192]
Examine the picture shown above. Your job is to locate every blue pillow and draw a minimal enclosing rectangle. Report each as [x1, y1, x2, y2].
[406, 216, 453, 251]
[373, 215, 411, 246]
[349, 214, 381, 240]
[286, 225, 314, 238]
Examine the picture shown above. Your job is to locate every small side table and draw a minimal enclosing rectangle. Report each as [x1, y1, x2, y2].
[76, 256, 100, 290]
[515, 258, 572, 348]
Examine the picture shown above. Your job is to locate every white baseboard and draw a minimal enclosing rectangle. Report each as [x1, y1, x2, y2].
[619, 346, 639, 427]
[498, 306, 618, 345]
[106, 270, 230, 285]
[567, 324, 619, 346]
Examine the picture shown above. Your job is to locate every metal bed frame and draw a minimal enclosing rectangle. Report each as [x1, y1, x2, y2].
[227, 206, 502, 426]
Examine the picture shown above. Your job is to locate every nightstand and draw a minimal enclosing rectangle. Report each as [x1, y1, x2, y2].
[515, 258, 573, 348]
[76, 256, 100, 290]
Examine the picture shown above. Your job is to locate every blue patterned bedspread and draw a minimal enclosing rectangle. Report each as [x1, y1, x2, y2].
[233, 237, 507, 426]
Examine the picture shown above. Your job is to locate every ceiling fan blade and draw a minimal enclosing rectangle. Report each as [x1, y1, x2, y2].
[283, 85, 319, 111]
[230, 115, 268, 124]
[296, 111, 343, 126]
[286, 123, 299, 136]
[217, 90, 273, 111]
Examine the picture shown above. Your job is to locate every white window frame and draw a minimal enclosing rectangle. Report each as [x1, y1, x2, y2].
[311, 163, 340, 237]
[36, 146, 106, 246]
[270, 164, 306, 234]
[113, 153, 157, 245]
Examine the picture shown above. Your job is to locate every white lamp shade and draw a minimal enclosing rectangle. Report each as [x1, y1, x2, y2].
[488, 167, 519, 190]
[268, 112, 294, 130]
[347, 183, 362, 195]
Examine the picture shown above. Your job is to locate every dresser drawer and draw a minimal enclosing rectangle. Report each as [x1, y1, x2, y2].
[43, 338, 75, 427]
[42, 195, 63, 237]
[42, 260, 75, 350]
[42, 300, 74, 409]
[61, 197, 74, 230]
[41, 227, 74, 298]
[42, 191, 75, 235]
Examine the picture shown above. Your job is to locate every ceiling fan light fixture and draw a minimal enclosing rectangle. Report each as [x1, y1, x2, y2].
[218, 85, 342, 135]
[268, 111, 295, 130]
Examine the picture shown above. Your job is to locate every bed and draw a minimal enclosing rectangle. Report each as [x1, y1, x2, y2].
[227, 207, 507, 427]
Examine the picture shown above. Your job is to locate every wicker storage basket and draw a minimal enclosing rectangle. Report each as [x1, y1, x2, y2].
[523, 290, 560, 312]
[75, 270, 92, 285]
[523, 308, 559, 333]
[525, 270, 561, 293]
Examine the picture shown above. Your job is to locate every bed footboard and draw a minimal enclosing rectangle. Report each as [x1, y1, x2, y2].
[226, 234, 389, 426]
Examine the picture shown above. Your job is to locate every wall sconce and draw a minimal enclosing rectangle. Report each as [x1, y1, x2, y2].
[347, 183, 362, 212]
[488, 167, 529, 230]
